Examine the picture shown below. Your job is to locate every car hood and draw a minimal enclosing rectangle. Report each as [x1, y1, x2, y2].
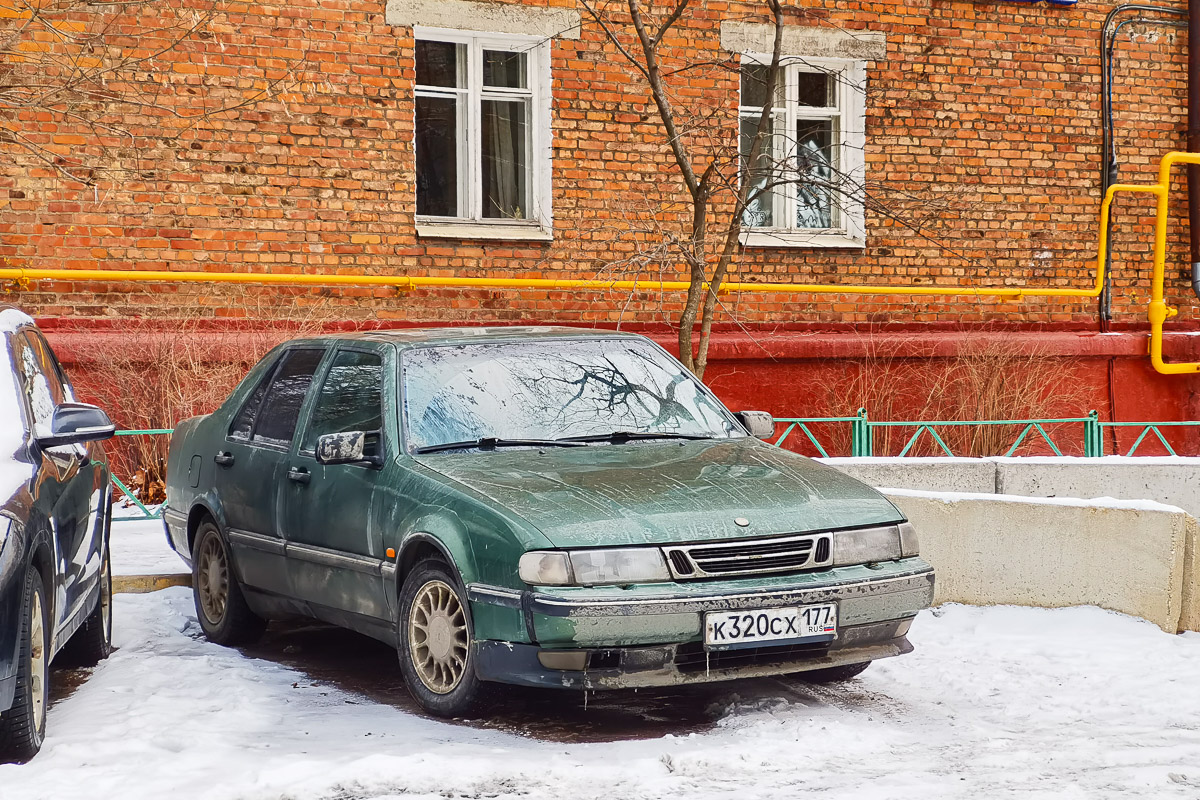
[416, 438, 903, 548]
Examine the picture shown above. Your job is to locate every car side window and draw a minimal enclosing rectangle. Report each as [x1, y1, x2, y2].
[301, 349, 384, 458]
[228, 358, 280, 441]
[27, 331, 74, 401]
[252, 348, 325, 448]
[15, 331, 65, 433]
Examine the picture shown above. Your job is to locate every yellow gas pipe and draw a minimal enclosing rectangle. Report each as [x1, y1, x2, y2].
[0, 151, 1196, 375]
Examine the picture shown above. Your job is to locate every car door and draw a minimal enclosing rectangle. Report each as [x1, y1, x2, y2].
[12, 330, 98, 639]
[281, 344, 392, 624]
[214, 346, 326, 598]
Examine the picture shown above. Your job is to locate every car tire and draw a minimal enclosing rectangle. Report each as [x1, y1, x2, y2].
[191, 520, 266, 646]
[798, 661, 872, 684]
[0, 568, 50, 764]
[58, 541, 113, 667]
[397, 559, 494, 718]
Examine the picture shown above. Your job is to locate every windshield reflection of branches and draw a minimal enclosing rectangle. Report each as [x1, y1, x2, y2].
[404, 341, 737, 448]
[515, 349, 695, 432]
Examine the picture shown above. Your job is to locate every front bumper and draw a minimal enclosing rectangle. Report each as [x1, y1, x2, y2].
[467, 559, 934, 690]
[475, 618, 914, 690]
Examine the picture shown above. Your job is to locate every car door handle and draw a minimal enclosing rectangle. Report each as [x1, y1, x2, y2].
[214, 451, 235, 467]
[287, 467, 311, 485]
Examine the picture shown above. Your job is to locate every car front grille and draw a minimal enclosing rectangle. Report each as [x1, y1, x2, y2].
[664, 532, 833, 579]
[673, 641, 831, 673]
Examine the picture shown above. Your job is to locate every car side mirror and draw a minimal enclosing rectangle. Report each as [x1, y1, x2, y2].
[735, 410, 776, 440]
[316, 431, 372, 466]
[37, 403, 116, 448]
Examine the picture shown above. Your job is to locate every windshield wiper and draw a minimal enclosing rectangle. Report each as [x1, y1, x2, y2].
[558, 431, 716, 444]
[413, 437, 587, 455]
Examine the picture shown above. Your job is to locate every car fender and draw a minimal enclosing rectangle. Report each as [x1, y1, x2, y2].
[185, 493, 228, 557]
[395, 513, 477, 587]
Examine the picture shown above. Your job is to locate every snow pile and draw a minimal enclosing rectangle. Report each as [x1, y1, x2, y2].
[881, 486, 1188, 514]
[110, 517, 188, 576]
[2, 591, 1200, 799]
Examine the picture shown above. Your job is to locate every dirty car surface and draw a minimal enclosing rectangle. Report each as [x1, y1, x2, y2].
[163, 327, 934, 716]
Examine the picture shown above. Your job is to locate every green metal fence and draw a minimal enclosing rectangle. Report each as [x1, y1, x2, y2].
[771, 409, 1200, 458]
[109, 413, 1200, 519]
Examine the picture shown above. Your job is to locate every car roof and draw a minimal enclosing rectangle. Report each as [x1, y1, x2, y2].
[286, 325, 648, 350]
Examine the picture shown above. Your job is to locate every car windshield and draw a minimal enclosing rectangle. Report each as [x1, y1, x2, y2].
[402, 338, 743, 452]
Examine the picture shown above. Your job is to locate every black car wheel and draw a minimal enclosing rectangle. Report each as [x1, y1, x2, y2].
[397, 559, 494, 718]
[0, 567, 50, 764]
[798, 661, 872, 684]
[191, 520, 266, 645]
[59, 542, 113, 667]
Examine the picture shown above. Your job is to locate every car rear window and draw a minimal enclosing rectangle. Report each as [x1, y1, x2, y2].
[250, 348, 325, 447]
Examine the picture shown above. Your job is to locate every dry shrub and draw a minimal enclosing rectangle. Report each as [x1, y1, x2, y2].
[918, 339, 1090, 457]
[69, 296, 357, 496]
[807, 334, 1090, 457]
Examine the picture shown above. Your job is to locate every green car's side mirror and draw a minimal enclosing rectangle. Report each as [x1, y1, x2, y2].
[316, 431, 367, 465]
[735, 410, 776, 440]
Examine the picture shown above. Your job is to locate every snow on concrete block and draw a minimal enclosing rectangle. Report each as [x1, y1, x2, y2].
[885, 489, 1190, 634]
[824, 457, 998, 494]
[994, 458, 1200, 521]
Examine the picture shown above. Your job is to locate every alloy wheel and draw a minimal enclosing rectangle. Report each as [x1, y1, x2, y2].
[408, 580, 469, 694]
[197, 535, 229, 624]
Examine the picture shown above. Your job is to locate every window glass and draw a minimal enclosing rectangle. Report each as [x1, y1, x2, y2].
[228, 358, 279, 441]
[28, 332, 74, 402]
[415, 36, 539, 223]
[416, 40, 462, 88]
[253, 349, 325, 447]
[797, 72, 832, 107]
[795, 119, 834, 229]
[740, 115, 775, 228]
[415, 94, 460, 216]
[739, 62, 845, 232]
[16, 332, 65, 433]
[483, 50, 526, 89]
[402, 340, 741, 451]
[740, 64, 771, 108]
[302, 350, 384, 457]
[481, 98, 529, 219]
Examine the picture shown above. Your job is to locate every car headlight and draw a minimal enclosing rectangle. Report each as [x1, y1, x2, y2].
[832, 525, 903, 566]
[519, 548, 671, 586]
[898, 521, 919, 558]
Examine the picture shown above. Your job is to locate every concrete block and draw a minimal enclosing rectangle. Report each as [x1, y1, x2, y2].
[885, 490, 1189, 634]
[993, 458, 1200, 520]
[823, 457, 997, 494]
[1183, 515, 1200, 633]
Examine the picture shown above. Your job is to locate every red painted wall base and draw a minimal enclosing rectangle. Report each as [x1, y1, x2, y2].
[42, 324, 1200, 458]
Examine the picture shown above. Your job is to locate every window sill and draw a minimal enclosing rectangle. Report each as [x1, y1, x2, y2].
[740, 230, 865, 250]
[416, 221, 554, 242]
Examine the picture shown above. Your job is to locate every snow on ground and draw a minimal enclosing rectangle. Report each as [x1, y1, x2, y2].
[3, 591, 1200, 800]
[110, 516, 188, 576]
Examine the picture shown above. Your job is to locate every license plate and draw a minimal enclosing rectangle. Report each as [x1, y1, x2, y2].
[704, 603, 837, 650]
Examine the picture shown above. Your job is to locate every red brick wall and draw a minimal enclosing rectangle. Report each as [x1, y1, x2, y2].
[0, 0, 1197, 330]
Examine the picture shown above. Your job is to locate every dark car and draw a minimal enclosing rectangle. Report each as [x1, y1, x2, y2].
[164, 328, 933, 717]
[0, 306, 117, 763]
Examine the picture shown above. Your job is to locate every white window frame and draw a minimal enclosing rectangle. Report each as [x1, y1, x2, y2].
[413, 26, 553, 241]
[738, 54, 866, 250]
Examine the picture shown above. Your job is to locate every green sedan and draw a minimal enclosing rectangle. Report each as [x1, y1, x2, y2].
[163, 327, 934, 717]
